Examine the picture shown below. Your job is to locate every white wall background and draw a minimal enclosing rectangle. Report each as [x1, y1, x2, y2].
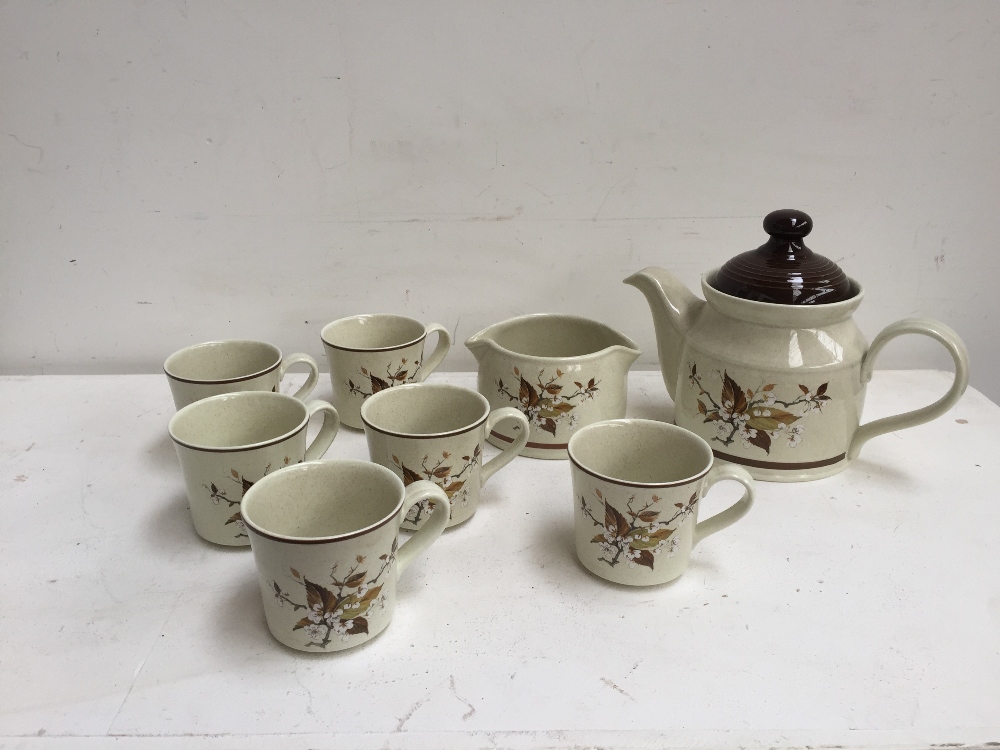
[2, 1, 998, 401]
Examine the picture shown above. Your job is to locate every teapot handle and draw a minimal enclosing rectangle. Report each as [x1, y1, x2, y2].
[848, 318, 969, 460]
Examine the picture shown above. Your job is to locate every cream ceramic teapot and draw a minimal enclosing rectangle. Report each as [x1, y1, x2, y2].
[625, 209, 969, 482]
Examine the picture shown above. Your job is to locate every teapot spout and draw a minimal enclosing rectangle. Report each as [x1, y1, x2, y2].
[624, 267, 704, 400]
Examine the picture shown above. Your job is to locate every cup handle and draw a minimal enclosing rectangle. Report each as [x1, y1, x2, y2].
[396, 481, 450, 576]
[279, 353, 320, 401]
[302, 400, 340, 460]
[480, 408, 530, 485]
[414, 324, 452, 382]
[847, 318, 969, 460]
[693, 463, 755, 546]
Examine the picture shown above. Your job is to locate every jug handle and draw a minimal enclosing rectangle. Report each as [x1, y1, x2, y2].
[847, 318, 969, 460]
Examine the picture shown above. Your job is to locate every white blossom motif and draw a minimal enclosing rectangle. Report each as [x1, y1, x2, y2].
[270, 542, 397, 649]
[393, 448, 481, 525]
[496, 367, 599, 438]
[688, 363, 831, 454]
[580, 488, 697, 570]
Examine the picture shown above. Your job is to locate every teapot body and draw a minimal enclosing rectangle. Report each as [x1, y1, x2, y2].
[673, 276, 869, 481]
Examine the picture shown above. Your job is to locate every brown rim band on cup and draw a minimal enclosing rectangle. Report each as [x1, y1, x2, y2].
[167, 392, 312, 453]
[170, 421, 308, 453]
[360, 383, 491, 440]
[362, 412, 489, 440]
[568, 453, 710, 489]
[320, 332, 427, 353]
[243, 510, 398, 545]
[240, 460, 406, 545]
[163, 358, 281, 385]
[163, 340, 284, 384]
[320, 314, 429, 353]
[566, 419, 715, 489]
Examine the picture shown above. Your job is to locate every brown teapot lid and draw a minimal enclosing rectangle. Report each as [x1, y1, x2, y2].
[710, 209, 853, 305]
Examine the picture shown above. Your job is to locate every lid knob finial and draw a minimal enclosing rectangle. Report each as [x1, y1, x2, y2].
[763, 209, 812, 238]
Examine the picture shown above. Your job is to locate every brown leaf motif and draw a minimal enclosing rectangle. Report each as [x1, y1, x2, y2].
[277, 556, 391, 647]
[688, 363, 831, 454]
[721, 371, 748, 416]
[580, 490, 693, 570]
[400, 463, 422, 486]
[346, 359, 421, 400]
[519, 377, 540, 409]
[402, 448, 482, 526]
[496, 367, 599, 438]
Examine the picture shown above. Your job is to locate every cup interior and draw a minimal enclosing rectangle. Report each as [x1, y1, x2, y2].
[169, 392, 306, 450]
[490, 315, 634, 358]
[362, 384, 488, 436]
[321, 315, 425, 351]
[568, 419, 713, 485]
[164, 340, 281, 383]
[242, 461, 402, 539]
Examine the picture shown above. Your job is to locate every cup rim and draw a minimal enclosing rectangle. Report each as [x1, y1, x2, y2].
[360, 382, 490, 439]
[567, 418, 713, 488]
[241, 460, 405, 544]
[167, 391, 310, 453]
[163, 340, 282, 385]
[320, 314, 428, 353]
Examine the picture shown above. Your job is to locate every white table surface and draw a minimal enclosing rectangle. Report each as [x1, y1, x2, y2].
[1, 371, 998, 750]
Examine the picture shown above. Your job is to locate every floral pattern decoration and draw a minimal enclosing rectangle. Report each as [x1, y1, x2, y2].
[394, 447, 481, 523]
[271, 541, 396, 648]
[496, 367, 599, 437]
[204, 457, 294, 539]
[347, 359, 420, 400]
[580, 488, 697, 569]
[688, 363, 831, 454]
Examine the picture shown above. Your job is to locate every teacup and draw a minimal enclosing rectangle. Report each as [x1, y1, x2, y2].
[164, 340, 320, 410]
[567, 419, 755, 586]
[241, 460, 450, 652]
[361, 383, 529, 529]
[320, 314, 452, 429]
[168, 391, 340, 546]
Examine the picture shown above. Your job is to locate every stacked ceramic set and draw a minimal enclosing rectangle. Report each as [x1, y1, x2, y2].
[165, 210, 970, 653]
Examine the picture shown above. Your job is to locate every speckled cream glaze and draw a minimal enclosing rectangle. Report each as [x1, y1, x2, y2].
[568, 419, 755, 586]
[626, 268, 969, 481]
[164, 340, 319, 410]
[241, 460, 450, 652]
[466, 314, 640, 460]
[321, 314, 452, 430]
[168, 391, 340, 546]
[361, 383, 529, 529]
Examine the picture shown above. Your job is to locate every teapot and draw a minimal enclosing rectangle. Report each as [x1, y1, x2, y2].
[625, 209, 969, 482]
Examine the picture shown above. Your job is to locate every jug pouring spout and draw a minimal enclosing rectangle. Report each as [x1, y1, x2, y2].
[464, 328, 499, 365]
[624, 267, 704, 400]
